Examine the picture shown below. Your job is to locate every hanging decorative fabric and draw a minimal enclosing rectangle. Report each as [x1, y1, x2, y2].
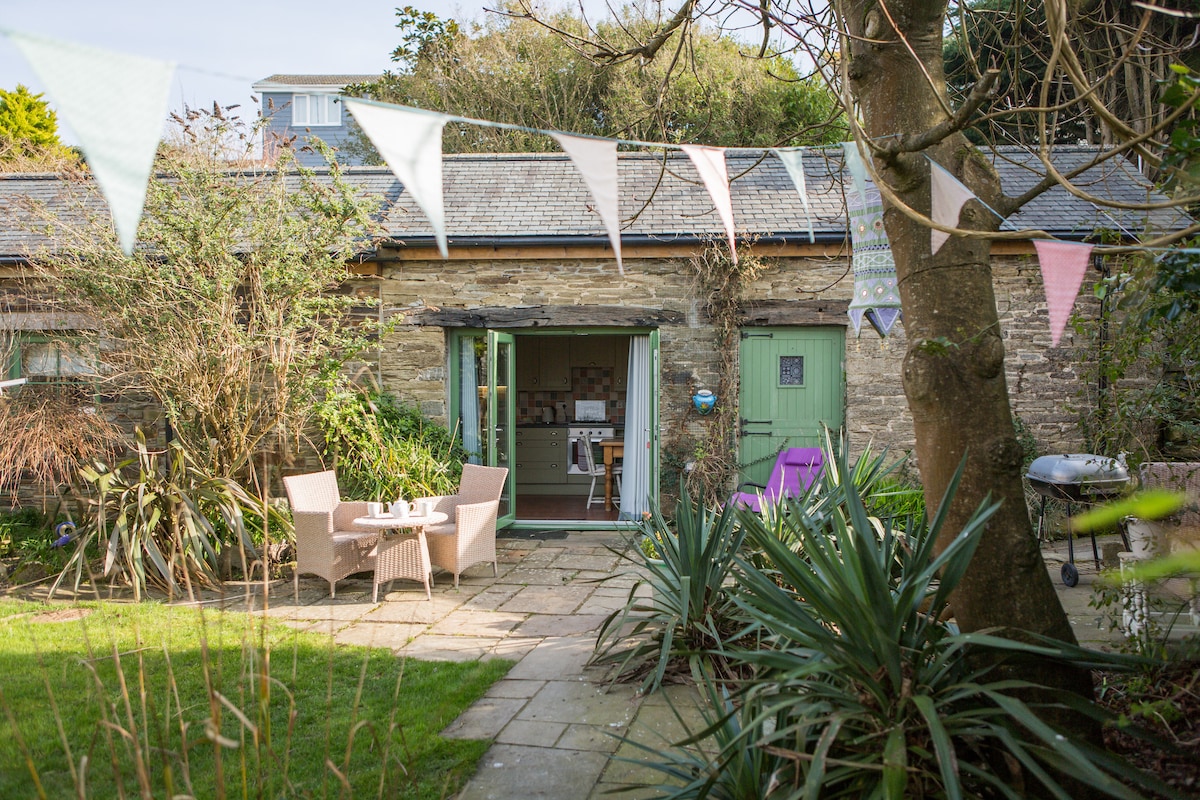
[1033, 240, 1094, 347]
[344, 99, 450, 257]
[550, 133, 624, 274]
[8, 30, 174, 255]
[843, 138, 901, 336]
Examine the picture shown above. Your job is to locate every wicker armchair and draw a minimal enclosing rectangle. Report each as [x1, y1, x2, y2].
[282, 470, 377, 598]
[422, 464, 509, 587]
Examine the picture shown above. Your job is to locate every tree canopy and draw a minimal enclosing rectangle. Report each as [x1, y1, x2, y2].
[0, 84, 77, 170]
[344, 2, 844, 157]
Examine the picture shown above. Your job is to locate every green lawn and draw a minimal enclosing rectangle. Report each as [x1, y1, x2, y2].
[0, 598, 511, 799]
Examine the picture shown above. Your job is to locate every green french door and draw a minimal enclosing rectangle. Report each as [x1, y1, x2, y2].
[738, 327, 844, 487]
[487, 331, 516, 527]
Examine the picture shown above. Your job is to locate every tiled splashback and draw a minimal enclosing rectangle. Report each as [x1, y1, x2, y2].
[518, 367, 625, 426]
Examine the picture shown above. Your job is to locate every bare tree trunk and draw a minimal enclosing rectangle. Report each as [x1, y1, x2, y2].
[837, 0, 1100, 754]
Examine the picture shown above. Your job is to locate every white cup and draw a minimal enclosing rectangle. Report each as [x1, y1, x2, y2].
[366, 502, 383, 518]
[417, 499, 435, 518]
[390, 500, 412, 519]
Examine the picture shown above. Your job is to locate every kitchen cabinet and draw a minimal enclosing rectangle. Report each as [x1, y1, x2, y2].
[538, 338, 571, 388]
[570, 336, 609, 368]
[515, 427, 566, 485]
[516, 342, 540, 389]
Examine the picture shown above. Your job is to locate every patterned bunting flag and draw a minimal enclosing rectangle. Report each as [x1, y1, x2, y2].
[929, 159, 978, 254]
[345, 99, 450, 258]
[681, 144, 738, 265]
[550, 133, 624, 274]
[7, 31, 174, 255]
[1033, 240, 1094, 347]
[772, 148, 815, 244]
[847, 183, 902, 337]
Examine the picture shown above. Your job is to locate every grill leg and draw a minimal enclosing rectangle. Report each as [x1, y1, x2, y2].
[1065, 501, 1075, 567]
[1036, 496, 1047, 543]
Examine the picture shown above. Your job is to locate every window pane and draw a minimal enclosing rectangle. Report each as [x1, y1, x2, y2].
[22, 343, 59, 376]
[292, 94, 310, 125]
[779, 355, 805, 386]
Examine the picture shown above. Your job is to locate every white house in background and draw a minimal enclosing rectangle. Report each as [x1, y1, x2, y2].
[252, 74, 380, 167]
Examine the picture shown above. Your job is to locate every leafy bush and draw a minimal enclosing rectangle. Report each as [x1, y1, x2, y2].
[592, 482, 751, 692]
[627, 454, 1173, 798]
[56, 431, 264, 600]
[317, 389, 467, 502]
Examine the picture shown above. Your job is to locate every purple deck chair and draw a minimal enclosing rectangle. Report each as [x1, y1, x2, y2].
[730, 447, 825, 512]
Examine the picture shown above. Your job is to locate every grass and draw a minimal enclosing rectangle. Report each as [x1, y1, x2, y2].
[0, 598, 511, 799]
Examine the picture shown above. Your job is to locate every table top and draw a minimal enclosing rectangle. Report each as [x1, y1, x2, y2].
[352, 511, 448, 531]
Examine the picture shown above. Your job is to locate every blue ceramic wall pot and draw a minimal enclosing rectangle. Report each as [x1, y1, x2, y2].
[693, 389, 716, 415]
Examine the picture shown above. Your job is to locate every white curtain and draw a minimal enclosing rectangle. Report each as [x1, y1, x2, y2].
[460, 337, 482, 464]
[619, 336, 651, 520]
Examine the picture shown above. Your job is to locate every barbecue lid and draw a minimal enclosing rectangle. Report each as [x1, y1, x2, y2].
[1026, 454, 1130, 486]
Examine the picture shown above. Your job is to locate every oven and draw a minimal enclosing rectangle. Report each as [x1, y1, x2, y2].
[567, 425, 614, 474]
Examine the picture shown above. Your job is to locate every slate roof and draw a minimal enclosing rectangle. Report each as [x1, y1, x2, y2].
[252, 75, 380, 89]
[0, 145, 1188, 260]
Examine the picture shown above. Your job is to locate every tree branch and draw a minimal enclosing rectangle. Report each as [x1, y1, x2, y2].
[880, 69, 1002, 156]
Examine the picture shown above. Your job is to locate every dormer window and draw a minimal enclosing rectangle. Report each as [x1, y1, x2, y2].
[292, 94, 341, 127]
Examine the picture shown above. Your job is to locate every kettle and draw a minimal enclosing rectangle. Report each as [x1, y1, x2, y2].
[555, 403, 568, 424]
[542, 406, 554, 424]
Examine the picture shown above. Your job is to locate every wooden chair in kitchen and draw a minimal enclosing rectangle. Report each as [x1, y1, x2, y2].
[282, 470, 378, 599]
[580, 436, 621, 509]
[729, 447, 824, 513]
[421, 463, 509, 587]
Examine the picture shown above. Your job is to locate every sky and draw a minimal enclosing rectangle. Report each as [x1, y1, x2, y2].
[0, 0, 549, 144]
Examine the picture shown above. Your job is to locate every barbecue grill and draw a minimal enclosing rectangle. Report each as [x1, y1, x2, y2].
[1026, 454, 1131, 586]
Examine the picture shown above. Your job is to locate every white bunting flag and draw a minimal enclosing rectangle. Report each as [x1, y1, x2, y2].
[930, 159, 977, 254]
[345, 99, 450, 257]
[8, 31, 174, 255]
[550, 133, 624, 274]
[1033, 240, 1094, 347]
[842, 141, 869, 203]
[773, 148, 815, 244]
[681, 144, 737, 265]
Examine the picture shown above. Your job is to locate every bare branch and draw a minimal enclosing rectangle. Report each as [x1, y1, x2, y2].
[880, 69, 1002, 156]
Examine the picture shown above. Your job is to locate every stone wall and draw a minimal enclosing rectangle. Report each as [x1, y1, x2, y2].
[374, 247, 1096, 468]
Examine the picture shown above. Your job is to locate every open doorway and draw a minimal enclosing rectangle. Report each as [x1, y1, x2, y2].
[449, 329, 656, 528]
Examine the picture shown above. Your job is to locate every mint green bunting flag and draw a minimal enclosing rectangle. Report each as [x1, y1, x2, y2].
[772, 148, 815, 244]
[7, 31, 174, 255]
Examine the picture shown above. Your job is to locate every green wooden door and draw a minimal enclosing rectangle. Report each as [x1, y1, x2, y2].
[738, 327, 844, 486]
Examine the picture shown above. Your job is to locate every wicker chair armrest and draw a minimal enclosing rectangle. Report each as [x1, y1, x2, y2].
[455, 499, 501, 535]
[333, 501, 371, 530]
[292, 510, 334, 540]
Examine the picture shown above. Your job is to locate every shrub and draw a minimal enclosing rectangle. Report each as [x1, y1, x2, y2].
[317, 389, 466, 503]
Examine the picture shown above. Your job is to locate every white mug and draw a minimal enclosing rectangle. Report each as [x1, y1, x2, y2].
[366, 502, 383, 518]
[417, 499, 435, 517]
[390, 500, 412, 519]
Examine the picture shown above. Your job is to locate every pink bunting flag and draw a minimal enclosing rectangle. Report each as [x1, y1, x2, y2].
[345, 99, 450, 258]
[681, 145, 737, 265]
[1033, 240, 1094, 347]
[929, 159, 977, 255]
[550, 133, 623, 274]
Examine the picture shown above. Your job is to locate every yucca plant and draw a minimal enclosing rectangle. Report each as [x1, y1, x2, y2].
[53, 430, 264, 601]
[622, 452, 1172, 798]
[592, 482, 753, 692]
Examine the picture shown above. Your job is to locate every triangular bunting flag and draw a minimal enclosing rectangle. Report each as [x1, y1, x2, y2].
[929, 159, 977, 254]
[681, 144, 737, 265]
[345, 99, 449, 258]
[550, 133, 624, 274]
[773, 148, 815, 244]
[1033, 240, 1093, 347]
[842, 141, 869, 203]
[8, 31, 174, 255]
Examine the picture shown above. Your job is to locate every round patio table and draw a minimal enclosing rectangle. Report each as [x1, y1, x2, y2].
[352, 511, 448, 601]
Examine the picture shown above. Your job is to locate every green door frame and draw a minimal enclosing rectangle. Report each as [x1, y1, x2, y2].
[487, 331, 517, 528]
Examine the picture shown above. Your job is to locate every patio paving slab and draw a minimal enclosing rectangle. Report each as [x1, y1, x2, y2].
[334, 621, 427, 650]
[427, 609, 528, 638]
[498, 567, 580, 586]
[494, 719, 567, 747]
[456, 744, 610, 800]
[502, 635, 596, 680]
[498, 585, 593, 614]
[514, 680, 641, 728]
[442, 698, 528, 739]
[511, 613, 608, 638]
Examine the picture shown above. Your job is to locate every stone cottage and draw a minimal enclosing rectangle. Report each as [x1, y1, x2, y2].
[0, 145, 1188, 527]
